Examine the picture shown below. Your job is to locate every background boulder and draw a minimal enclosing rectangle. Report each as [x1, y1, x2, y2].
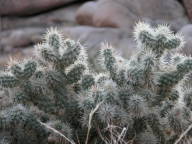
[0, 0, 80, 16]
[76, 0, 189, 31]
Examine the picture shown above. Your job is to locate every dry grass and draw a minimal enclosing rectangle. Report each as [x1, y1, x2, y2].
[39, 104, 192, 144]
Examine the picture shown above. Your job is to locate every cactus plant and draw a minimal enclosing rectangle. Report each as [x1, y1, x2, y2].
[1, 22, 192, 144]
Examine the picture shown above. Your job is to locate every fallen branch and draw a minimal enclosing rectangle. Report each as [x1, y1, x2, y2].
[85, 101, 103, 144]
[174, 123, 192, 144]
[39, 121, 76, 144]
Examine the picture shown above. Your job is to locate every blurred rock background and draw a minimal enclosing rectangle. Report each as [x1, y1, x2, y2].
[0, 0, 192, 67]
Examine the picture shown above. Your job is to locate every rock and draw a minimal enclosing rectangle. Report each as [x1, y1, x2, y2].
[76, 1, 137, 31]
[1, 4, 79, 30]
[0, 48, 34, 66]
[75, 2, 97, 26]
[61, 26, 137, 70]
[0, 28, 45, 53]
[182, 0, 192, 21]
[178, 24, 192, 56]
[0, 0, 77, 16]
[76, 0, 189, 31]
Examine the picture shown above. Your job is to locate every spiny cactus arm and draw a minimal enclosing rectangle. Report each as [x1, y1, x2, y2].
[101, 46, 117, 78]
[45, 70, 66, 89]
[52, 86, 69, 110]
[132, 117, 147, 134]
[168, 90, 179, 102]
[33, 68, 44, 79]
[22, 60, 37, 79]
[182, 107, 192, 122]
[80, 95, 96, 111]
[114, 69, 127, 86]
[39, 45, 59, 64]
[42, 29, 84, 71]
[14, 91, 31, 104]
[155, 25, 185, 50]
[183, 89, 192, 110]
[138, 30, 157, 49]
[127, 52, 156, 89]
[134, 22, 157, 50]
[10, 64, 22, 79]
[64, 39, 76, 50]
[95, 73, 109, 85]
[61, 40, 81, 68]
[93, 90, 106, 104]
[61, 100, 82, 127]
[66, 63, 86, 84]
[0, 105, 49, 142]
[136, 88, 153, 99]
[19, 80, 35, 95]
[12, 82, 51, 114]
[156, 71, 181, 88]
[118, 88, 134, 106]
[168, 113, 183, 135]
[177, 59, 192, 73]
[98, 103, 131, 125]
[164, 36, 182, 50]
[127, 95, 148, 118]
[172, 53, 186, 65]
[104, 91, 119, 105]
[134, 22, 165, 58]
[91, 80, 119, 105]
[153, 71, 181, 105]
[0, 73, 20, 88]
[159, 101, 174, 117]
[146, 113, 166, 143]
[22, 79, 57, 113]
[30, 81, 47, 96]
[155, 59, 192, 103]
[100, 44, 129, 87]
[168, 107, 192, 139]
[35, 97, 56, 114]
[127, 67, 145, 88]
[156, 25, 183, 50]
[134, 22, 184, 58]
[8, 59, 37, 82]
[81, 74, 95, 90]
[142, 52, 155, 73]
[15, 80, 50, 110]
[152, 89, 179, 107]
[46, 28, 63, 53]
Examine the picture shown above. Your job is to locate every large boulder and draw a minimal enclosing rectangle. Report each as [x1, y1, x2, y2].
[0, 0, 77, 16]
[178, 24, 192, 56]
[76, 0, 189, 31]
[1, 5, 79, 30]
[0, 28, 45, 53]
[182, 0, 192, 21]
[76, 1, 137, 30]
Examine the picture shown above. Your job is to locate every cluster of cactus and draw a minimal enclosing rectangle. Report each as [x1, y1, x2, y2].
[1, 22, 192, 144]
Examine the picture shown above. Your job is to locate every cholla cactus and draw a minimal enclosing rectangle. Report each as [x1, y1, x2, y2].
[0, 28, 88, 143]
[0, 105, 49, 144]
[1, 23, 192, 144]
